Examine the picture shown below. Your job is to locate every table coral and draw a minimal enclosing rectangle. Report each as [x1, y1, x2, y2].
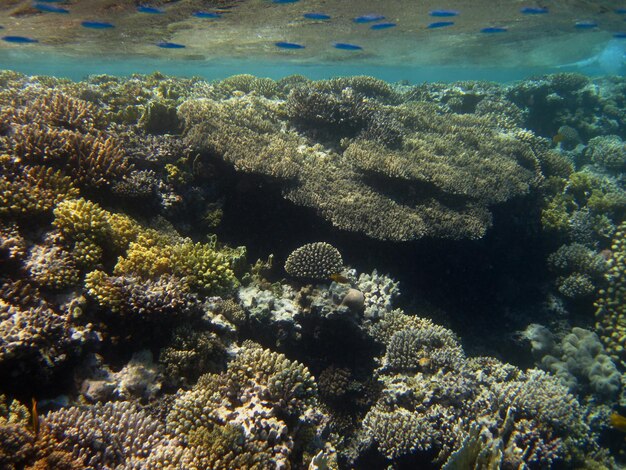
[180, 80, 551, 241]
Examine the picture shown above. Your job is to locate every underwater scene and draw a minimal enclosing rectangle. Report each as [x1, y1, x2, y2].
[2, 0, 626, 469]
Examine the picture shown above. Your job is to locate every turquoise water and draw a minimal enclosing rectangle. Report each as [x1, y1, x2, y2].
[1, 1, 626, 469]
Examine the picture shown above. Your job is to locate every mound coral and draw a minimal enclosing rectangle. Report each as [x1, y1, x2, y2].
[284, 242, 344, 280]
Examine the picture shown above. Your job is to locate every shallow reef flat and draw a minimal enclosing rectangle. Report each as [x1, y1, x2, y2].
[1, 70, 626, 468]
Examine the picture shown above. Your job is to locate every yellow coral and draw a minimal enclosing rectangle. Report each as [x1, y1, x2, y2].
[53, 198, 109, 242]
[114, 235, 237, 295]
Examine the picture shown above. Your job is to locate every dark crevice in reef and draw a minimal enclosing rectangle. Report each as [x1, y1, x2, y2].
[361, 171, 475, 210]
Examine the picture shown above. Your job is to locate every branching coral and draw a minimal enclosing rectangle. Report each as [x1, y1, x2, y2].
[0, 280, 90, 382]
[167, 341, 325, 469]
[1, 89, 129, 192]
[41, 401, 196, 469]
[0, 156, 79, 219]
[114, 232, 238, 296]
[547, 243, 608, 299]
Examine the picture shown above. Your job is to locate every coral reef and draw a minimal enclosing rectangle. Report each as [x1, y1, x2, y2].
[361, 310, 611, 468]
[0, 71, 624, 469]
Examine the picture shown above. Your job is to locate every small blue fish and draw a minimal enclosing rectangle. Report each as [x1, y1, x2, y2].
[614, 32, 626, 38]
[193, 11, 221, 18]
[2, 35, 38, 43]
[303, 13, 330, 20]
[34, 3, 69, 13]
[429, 10, 459, 17]
[520, 6, 548, 14]
[353, 14, 385, 23]
[273, 0, 299, 3]
[157, 41, 185, 48]
[81, 21, 115, 29]
[275, 41, 305, 49]
[575, 20, 597, 29]
[615, 8, 626, 14]
[334, 42, 363, 50]
[137, 6, 164, 14]
[371, 22, 396, 30]
[481, 26, 507, 33]
[428, 21, 454, 28]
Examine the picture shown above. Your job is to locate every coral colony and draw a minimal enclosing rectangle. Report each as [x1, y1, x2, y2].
[1, 71, 626, 468]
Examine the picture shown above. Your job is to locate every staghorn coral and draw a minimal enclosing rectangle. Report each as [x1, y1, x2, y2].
[284, 242, 343, 280]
